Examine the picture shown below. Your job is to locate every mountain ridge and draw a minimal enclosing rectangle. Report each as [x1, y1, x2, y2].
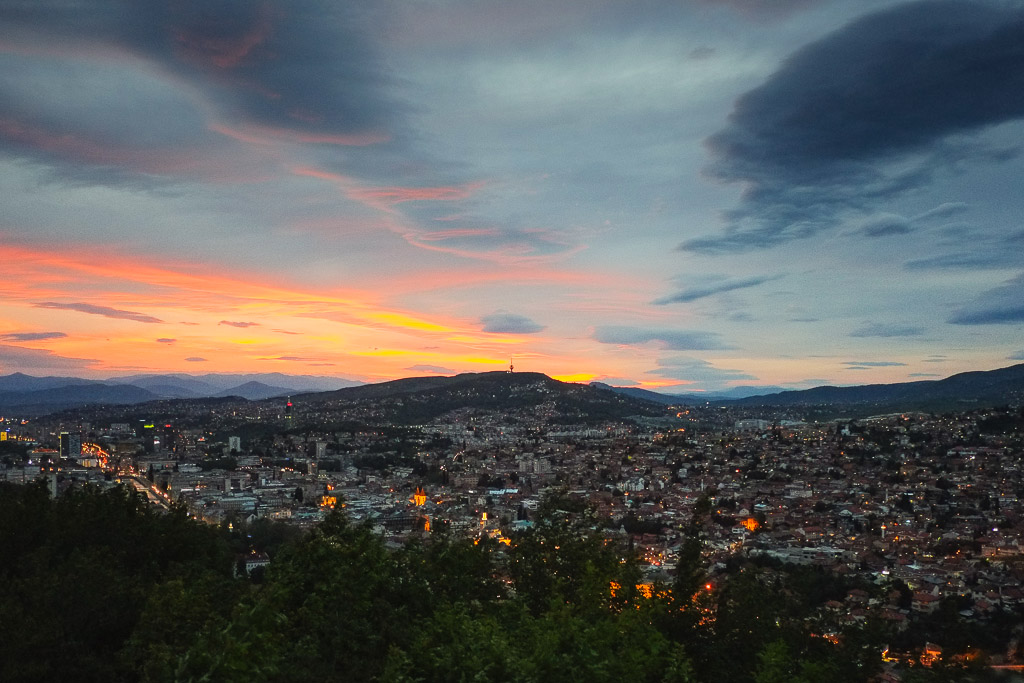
[593, 363, 1024, 412]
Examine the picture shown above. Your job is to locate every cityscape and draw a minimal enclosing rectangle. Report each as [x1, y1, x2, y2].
[3, 0, 1024, 680]
[2, 367, 1024, 680]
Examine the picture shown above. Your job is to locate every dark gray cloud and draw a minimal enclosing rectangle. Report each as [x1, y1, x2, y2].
[155, 338, 176, 344]
[1008, 351, 1024, 360]
[842, 360, 907, 367]
[654, 274, 780, 304]
[480, 312, 545, 334]
[949, 272, 1024, 324]
[273, 329, 303, 335]
[0, 331, 67, 341]
[34, 301, 163, 323]
[909, 372, 941, 377]
[0, 1, 395, 136]
[407, 364, 455, 374]
[593, 326, 732, 350]
[849, 322, 924, 338]
[0, 1, 398, 185]
[219, 320, 259, 328]
[682, 0, 1024, 253]
[184, 357, 208, 362]
[0, 344, 96, 370]
[259, 355, 318, 361]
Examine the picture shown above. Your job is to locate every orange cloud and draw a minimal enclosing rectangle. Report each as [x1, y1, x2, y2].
[0, 239, 600, 378]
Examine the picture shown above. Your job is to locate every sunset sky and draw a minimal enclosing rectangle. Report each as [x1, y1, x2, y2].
[2, 0, 1023, 392]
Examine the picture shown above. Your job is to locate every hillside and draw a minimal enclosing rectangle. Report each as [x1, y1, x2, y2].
[728, 363, 1024, 411]
[0, 383, 160, 415]
[295, 371, 666, 424]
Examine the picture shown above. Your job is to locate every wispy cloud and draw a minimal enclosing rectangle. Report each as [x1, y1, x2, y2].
[849, 323, 923, 338]
[649, 357, 756, 387]
[842, 360, 907, 367]
[593, 326, 732, 350]
[219, 320, 260, 328]
[858, 215, 913, 238]
[654, 274, 780, 304]
[949, 273, 1024, 325]
[34, 302, 163, 324]
[0, 331, 67, 342]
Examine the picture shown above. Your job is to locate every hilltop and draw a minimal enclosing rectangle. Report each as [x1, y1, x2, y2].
[293, 371, 666, 425]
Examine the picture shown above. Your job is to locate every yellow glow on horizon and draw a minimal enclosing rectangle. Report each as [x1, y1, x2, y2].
[551, 373, 596, 383]
[1, 240, 821, 386]
[635, 380, 692, 389]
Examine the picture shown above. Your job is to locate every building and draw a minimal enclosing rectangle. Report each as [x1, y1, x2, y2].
[59, 432, 81, 459]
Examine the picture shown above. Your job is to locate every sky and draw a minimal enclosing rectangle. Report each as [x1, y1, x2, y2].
[1, 0, 1024, 393]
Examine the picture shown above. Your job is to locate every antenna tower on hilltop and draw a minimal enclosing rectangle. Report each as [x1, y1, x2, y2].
[508, 357, 514, 373]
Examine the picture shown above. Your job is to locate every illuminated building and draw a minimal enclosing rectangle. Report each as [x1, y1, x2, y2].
[59, 432, 81, 459]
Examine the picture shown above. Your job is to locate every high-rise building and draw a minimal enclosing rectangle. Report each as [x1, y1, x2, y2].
[59, 432, 81, 459]
[163, 424, 177, 453]
[229, 436, 241, 452]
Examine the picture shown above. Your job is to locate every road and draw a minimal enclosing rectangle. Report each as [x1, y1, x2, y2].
[121, 475, 172, 511]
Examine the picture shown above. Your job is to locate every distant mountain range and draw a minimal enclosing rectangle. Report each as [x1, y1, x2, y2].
[0, 372, 361, 415]
[725, 363, 1024, 411]
[594, 363, 1024, 413]
[2, 363, 1022, 418]
[588, 383, 787, 404]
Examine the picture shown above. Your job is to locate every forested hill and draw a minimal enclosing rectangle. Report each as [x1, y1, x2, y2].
[727, 362, 1024, 410]
[1, 482, 897, 683]
[292, 371, 666, 423]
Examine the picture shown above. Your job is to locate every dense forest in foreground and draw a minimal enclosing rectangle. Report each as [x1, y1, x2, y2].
[0, 482, 1014, 682]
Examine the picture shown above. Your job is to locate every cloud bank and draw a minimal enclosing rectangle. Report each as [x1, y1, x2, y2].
[682, 0, 1024, 254]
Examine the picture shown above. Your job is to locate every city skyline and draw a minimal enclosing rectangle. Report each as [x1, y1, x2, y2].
[2, 0, 1023, 392]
